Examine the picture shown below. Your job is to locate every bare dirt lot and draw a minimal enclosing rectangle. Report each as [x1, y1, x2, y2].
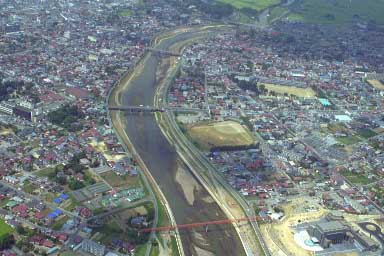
[264, 83, 317, 98]
[367, 79, 384, 90]
[187, 121, 256, 150]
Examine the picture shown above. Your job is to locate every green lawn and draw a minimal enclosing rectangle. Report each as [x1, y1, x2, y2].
[289, 0, 384, 24]
[217, 0, 281, 11]
[0, 219, 14, 238]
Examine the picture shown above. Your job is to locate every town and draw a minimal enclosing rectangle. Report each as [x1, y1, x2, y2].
[1, 0, 384, 255]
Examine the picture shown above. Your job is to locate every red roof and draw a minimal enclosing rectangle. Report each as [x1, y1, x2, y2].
[12, 204, 28, 214]
[66, 87, 89, 99]
[43, 240, 55, 248]
[34, 212, 45, 219]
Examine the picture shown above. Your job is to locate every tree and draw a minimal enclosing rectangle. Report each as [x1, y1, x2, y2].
[0, 234, 14, 249]
[16, 225, 26, 235]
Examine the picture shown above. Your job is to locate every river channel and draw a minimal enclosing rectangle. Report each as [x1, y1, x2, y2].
[119, 28, 245, 255]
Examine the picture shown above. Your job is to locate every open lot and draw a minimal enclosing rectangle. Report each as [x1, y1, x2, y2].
[89, 139, 126, 162]
[217, 0, 280, 11]
[367, 79, 384, 90]
[0, 126, 13, 136]
[188, 121, 256, 150]
[101, 170, 141, 188]
[264, 83, 316, 98]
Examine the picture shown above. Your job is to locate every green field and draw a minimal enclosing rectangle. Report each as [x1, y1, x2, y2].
[288, 0, 384, 24]
[0, 219, 14, 238]
[217, 0, 281, 11]
[340, 170, 370, 185]
[336, 135, 362, 145]
[268, 6, 288, 22]
[119, 9, 133, 17]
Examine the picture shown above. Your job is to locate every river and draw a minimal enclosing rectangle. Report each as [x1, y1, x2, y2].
[119, 28, 245, 255]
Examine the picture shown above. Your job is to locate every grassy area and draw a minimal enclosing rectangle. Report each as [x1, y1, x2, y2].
[150, 244, 160, 256]
[101, 171, 141, 188]
[96, 219, 122, 244]
[154, 194, 168, 228]
[170, 236, 179, 256]
[0, 219, 14, 238]
[328, 122, 349, 133]
[35, 167, 56, 178]
[23, 182, 38, 194]
[218, 0, 281, 11]
[263, 83, 317, 98]
[288, 0, 384, 24]
[135, 244, 147, 256]
[60, 252, 78, 256]
[119, 9, 133, 17]
[268, 6, 288, 22]
[188, 121, 256, 150]
[52, 215, 70, 230]
[336, 135, 362, 145]
[0, 198, 10, 208]
[357, 129, 377, 139]
[340, 170, 370, 185]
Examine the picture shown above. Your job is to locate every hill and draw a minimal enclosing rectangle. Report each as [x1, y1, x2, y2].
[217, 0, 281, 11]
[287, 0, 384, 24]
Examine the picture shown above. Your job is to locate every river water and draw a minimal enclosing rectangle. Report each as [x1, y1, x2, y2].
[121, 30, 245, 255]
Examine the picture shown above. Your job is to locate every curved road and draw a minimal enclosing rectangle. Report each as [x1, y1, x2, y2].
[110, 26, 246, 256]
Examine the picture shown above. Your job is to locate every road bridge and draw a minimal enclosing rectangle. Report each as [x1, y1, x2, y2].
[139, 216, 265, 233]
[146, 47, 181, 57]
[109, 105, 208, 114]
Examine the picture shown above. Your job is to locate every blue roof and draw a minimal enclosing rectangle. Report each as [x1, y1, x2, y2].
[53, 198, 62, 204]
[60, 193, 69, 200]
[54, 209, 63, 215]
[319, 98, 331, 106]
[48, 212, 57, 219]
